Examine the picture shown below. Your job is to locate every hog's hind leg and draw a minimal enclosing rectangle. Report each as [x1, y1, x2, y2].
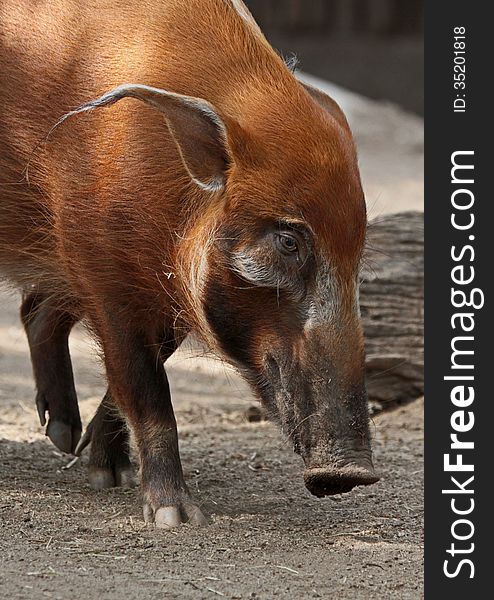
[75, 392, 136, 490]
[21, 291, 82, 454]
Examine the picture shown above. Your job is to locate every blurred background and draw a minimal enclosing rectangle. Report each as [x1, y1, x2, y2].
[247, 0, 424, 115]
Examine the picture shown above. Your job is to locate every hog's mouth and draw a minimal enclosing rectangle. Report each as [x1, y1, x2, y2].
[303, 463, 380, 497]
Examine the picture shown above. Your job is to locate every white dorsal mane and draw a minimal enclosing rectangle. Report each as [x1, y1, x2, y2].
[224, 0, 266, 38]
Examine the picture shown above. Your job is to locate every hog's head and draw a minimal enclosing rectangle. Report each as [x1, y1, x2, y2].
[71, 77, 379, 497]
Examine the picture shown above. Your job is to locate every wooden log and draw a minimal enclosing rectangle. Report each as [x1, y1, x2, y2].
[362, 211, 424, 412]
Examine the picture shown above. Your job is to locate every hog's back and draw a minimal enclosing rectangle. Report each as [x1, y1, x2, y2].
[0, 0, 265, 293]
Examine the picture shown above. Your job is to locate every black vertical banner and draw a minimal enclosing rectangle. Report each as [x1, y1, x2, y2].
[425, 2, 491, 597]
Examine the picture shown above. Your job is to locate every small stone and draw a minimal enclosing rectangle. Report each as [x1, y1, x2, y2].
[245, 406, 264, 422]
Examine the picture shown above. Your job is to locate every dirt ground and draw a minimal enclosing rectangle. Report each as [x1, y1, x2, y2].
[0, 85, 424, 599]
[0, 290, 423, 599]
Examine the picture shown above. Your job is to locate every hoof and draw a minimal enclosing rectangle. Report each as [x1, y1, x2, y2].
[46, 420, 82, 455]
[88, 466, 137, 490]
[143, 498, 208, 528]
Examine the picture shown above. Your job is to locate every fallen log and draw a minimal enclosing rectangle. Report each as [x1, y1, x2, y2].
[362, 210, 424, 412]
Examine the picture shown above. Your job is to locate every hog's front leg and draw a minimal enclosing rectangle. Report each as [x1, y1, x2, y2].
[98, 324, 207, 528]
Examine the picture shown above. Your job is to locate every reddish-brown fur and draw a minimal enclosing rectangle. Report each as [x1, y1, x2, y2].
[1, 0, 377, 526]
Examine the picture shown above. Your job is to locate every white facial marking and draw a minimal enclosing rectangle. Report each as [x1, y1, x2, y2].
[232, 252, 284, 287]
[303, 264, 361, 333]
[303, 264, 338, 332]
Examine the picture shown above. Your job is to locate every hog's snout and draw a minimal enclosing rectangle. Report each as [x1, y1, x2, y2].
[259, 328, 378, 498]
[304, 460, 379, 497]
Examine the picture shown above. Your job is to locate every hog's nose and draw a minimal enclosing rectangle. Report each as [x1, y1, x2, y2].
[304, 462, 379, 497]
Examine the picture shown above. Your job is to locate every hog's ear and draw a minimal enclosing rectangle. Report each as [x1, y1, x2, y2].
[301, 82, 352, 133]
[58, 83, 232, 192]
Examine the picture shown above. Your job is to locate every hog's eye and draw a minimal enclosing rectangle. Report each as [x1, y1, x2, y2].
[277, 233, 299, 255]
